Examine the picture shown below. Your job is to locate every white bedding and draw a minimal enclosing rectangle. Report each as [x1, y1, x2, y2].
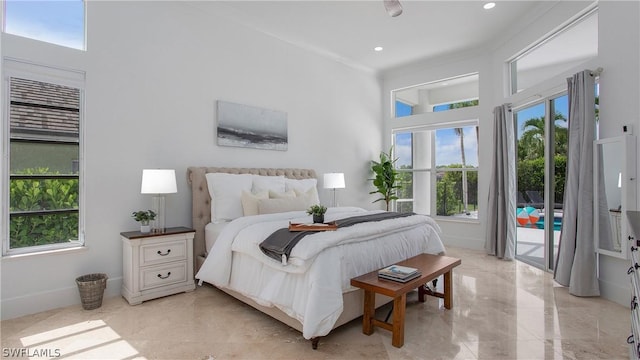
[195, 207, 445, 339]
[205, 222, 227, 255]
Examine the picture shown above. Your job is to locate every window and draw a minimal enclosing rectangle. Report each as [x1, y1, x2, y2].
[4, 66, 84, 255]
[391, 73, 480, 220]
[393, 73, 478, 117]
[394, 123, 479, 219]
[3, 0, 85, 50]
[509, 6, 597, 94]
[395, 101, 413, 118]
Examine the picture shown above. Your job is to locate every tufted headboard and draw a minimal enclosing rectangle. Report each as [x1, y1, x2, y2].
[186, 167, 317, 272]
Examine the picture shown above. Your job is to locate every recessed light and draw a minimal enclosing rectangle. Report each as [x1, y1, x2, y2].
[483, 2, 496, 10]
[374, 46, 383, 52]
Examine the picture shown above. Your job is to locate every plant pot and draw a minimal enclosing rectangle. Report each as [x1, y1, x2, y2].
[313, 214, 324, 224]
[140, 224, 151, 233]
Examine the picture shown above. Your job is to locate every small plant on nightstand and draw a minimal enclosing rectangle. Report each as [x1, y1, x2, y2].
[307, 204, 327, 223]
[132, 210, 156, 233]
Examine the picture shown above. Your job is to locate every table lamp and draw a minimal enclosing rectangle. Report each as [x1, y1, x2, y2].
[141, 169, 177, 233]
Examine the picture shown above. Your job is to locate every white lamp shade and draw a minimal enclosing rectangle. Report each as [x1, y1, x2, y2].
[324, 173, 345, 189]
[141, 169, 177, 194]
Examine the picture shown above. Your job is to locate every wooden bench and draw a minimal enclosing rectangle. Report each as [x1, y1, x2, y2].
[350, 253, 461, 348]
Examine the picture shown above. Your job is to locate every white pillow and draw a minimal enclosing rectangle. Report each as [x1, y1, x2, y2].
[294, 187, 320, 207]
[257, 197, 309, 215]
[285, 178, 317, 192]
[285, 178, 319, 205]
[205, 173, 253, 222]
[269, 189, 296, 198]
[252, 175, 286, 193]
[241, 190, 269, 216]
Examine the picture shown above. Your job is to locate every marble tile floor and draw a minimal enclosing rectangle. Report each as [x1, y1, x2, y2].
[1, 246, 631, 360]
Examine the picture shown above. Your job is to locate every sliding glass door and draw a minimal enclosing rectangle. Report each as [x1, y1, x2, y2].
[514, 94, 567, 271]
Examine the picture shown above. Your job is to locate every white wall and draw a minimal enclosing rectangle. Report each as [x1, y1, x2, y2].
[382, 1, 639, 306]
[0, 1, 382, 320]
[591, 0, 639, 306]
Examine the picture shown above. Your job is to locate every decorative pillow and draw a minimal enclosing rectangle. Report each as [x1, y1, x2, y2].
[252, 175, 286, 193]
[285, 178, 317, 193]
[269, 189, 296, 198]
[257, 197, 309, 215]
[241, 190, 269, 216]
[205, 173, 253, 222]
[294, 187, 320, 207]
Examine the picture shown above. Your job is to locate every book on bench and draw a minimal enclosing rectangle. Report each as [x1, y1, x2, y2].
[378, 264, 421, 282]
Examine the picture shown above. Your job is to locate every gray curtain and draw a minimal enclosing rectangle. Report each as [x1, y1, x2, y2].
[485, 104, 516, 260]
[554, 70, 600, 296]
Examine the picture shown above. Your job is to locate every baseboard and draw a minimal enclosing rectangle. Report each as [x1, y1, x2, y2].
[442, 234, 485, 251]
[599, 277, 631, 307]
[1, 277, 122, 320]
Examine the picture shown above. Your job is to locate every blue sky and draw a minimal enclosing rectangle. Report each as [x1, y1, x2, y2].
[516, 95, 569, 138]
[395, 127, 479, 168]
[4, 0, 84, 50]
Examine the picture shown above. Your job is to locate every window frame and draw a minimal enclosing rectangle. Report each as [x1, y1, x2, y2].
[2, 60, 86, 256]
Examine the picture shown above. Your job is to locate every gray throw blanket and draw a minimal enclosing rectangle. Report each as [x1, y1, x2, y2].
[259, 211, 415, 265]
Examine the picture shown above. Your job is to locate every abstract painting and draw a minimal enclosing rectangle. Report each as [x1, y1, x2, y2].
[216, 101, 288, 151]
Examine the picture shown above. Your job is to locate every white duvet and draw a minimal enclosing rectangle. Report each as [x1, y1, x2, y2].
[195, 207, 445, 339]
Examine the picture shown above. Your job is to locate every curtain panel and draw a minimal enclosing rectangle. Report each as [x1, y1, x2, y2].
[485, 104, 516, 260]
[553, 70, 600, 297]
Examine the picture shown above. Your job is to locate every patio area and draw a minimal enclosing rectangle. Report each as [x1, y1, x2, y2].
[516, 226, 561, 269]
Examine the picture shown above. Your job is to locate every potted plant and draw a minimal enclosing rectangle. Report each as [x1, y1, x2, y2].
[307, 204, 327, 223]
[370, 147, 401, 211]
[132, 210, 156, 233]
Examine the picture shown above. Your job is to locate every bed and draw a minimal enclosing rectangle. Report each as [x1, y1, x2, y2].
[187, 167, 445, 348]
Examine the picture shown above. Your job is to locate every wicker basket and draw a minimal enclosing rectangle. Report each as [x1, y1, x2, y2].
[75, 273, 108, 310]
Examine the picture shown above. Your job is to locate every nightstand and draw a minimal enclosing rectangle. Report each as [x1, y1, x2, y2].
[120, 227, 196, 305]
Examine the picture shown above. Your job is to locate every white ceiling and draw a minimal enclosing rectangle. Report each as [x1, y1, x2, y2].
[187, 0, 551, 73]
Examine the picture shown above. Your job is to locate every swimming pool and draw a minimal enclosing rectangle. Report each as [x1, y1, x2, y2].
[535, 214, 563, 231]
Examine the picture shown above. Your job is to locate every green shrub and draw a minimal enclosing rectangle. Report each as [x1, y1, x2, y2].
[9, 168, 78, 248]
[517, 155, 566, 204]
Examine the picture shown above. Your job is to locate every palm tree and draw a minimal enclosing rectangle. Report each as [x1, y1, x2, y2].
[518, 114, 567, 161]
[448, 100, 477, 215]
[519, 117, 545, 160]
[454, 128, 469, 214]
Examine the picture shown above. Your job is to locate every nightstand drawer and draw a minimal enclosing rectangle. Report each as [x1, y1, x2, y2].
[140, 241, 187, 266]
[140, 262, 188, 290]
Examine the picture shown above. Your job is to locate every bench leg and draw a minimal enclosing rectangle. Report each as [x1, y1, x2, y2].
[444, 270, 452, 309]
[391, 293, 406, 347]
[362, 290, 375, 335]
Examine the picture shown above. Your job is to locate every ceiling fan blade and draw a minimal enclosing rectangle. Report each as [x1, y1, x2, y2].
[384, 0, 403, 17]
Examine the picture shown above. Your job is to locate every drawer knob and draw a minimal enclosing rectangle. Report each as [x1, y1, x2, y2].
[157, 272, 171, 279]
[157, 249, 171, 256]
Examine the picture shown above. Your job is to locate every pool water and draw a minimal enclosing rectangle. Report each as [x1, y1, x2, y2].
[534, 215, 562, 231]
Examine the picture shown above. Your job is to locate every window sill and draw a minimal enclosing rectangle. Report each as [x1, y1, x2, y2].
[433, 216, 481, 225]
[2, 245, 87, 261]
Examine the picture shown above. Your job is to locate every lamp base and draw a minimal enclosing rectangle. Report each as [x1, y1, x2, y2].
[151, 195, 166, 233]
